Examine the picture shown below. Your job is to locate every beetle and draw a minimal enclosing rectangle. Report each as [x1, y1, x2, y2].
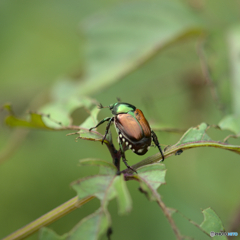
[89, 102, 164, 172]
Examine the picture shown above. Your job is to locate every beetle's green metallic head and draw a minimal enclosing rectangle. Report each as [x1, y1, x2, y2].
[109, 102, 136, 115]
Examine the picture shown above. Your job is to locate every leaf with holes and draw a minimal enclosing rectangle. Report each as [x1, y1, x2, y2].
[134, 163, 166, 201]
[200, 208, 227, 240]
[69, 209, 110, 240]
[176, 123, 211, 145]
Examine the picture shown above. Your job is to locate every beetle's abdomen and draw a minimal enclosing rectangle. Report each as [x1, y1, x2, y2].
[134, 109, 151, 138]
[115, 112, 152, 155]
[116, 113, 143, 141]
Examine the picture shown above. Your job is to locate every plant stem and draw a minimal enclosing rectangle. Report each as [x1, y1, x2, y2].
[156, 197, 182, 240]
[122, 140, 240, 174]
[2, 196, 95, 240]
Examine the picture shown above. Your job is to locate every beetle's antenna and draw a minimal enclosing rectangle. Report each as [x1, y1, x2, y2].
[97, 103, 109, 109]
[117, 97, 121, 102]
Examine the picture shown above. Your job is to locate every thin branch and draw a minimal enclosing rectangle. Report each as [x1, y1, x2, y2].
[122, 140, 240, 174]
[156, 198, 182, 240]
[223, 133, 240, 143]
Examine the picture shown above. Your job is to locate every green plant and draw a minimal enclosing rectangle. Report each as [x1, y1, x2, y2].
[2, 100, 240, 240]
[1, 1, 240, 240]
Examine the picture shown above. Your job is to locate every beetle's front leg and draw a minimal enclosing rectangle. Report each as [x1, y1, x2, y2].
[89, 117, 112, 131]
[119, 142, 137, 173]
[151, 130, 164, 161]
[101, 117, 114, 144]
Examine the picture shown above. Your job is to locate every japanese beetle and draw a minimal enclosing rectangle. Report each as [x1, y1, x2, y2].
[89, 102, 164, 172]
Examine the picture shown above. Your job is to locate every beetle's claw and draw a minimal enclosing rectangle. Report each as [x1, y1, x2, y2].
[122, 158, 137, 173]
[101, 135, 107, 144]
[128, 166, 137, 174]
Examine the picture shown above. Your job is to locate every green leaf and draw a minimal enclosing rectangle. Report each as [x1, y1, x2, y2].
[3, 95, 98, 130]
[69, 209, 110, 240]
[218, 114, 240, 135]
[39, 86, 96, 128]
[72, 175, 115, 200]
[39, 227, 67, 240]
[137, 163, 166, 190]
[176, 122, 211, 145]
[113, 174, 132, 215]
[80, 106, 100, 129]
[75, 106, 106, 143]
[39, 209, 110, 240]
[135, 163, 166, 201]
[39, 103, 72, 128]
[76, 1, 203, 95]
[73, 159, 132, 215]
[79, 159, 116, 175]
[72, 173, 132, 215]
[4, 104, 51, 130]
[75, 107, 113, 144]
[200, 208, 226, 240]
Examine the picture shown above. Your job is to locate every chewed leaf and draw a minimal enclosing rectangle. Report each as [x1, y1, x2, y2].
[75, 107, 113, 144]
[79, 159, 116, 175]
[218, 115, 240, 135]
[39, 103, 72, 128]
[137, 163, 166, 190]
[69, 209, 110, 240]
[77, 130, 104, 142]
[73, 159, 132, 216]
[200, 208, 226, 239]
[3, 96, 99, 131]
[134, 163, 166, 201]
[72, 175, 115, 200]
[176, 123, 211, 145]
[80, 106, 100, 129]
[39, 228, 67, 240]
[4, 104, 51, 130]
[74, 106, 108, 142]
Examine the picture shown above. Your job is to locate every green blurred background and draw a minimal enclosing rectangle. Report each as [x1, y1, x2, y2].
[1, 0, 240, 239]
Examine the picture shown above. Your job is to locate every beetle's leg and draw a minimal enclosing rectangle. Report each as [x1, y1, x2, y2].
[101, 117, 114, 144]
[119, 142, 137, 173]
[151, 130, 164, 161]
[89, 117, 111, 131]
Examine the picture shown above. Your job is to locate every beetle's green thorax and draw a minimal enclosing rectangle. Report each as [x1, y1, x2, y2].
[110, 102, 136, 115]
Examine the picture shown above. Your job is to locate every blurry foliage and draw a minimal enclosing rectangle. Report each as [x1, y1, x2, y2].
[1, 0, 240, 240]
